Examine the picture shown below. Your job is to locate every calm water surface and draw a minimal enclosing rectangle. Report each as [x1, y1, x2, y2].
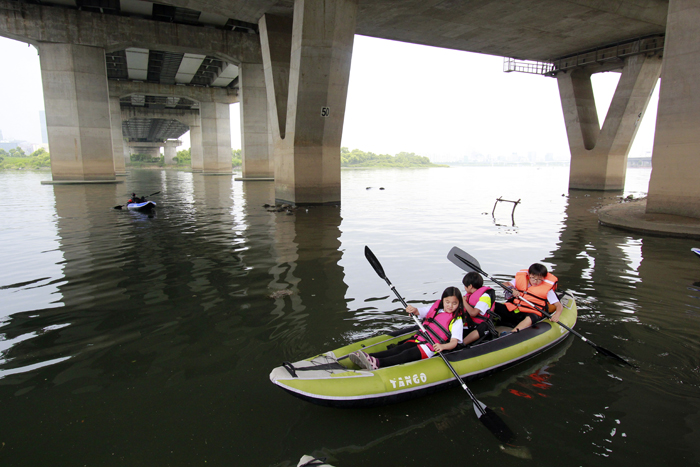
[1, 166, 699, 466]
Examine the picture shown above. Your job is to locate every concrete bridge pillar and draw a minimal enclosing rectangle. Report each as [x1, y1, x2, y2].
[260, 0, 358, 205]
[164, 140, 181, 165]
[109, 96, 126, 175]
[647, 0, 700, 218]
[39, 42, 116, 181]
[200, 102, 232, 174]
[558, 54, 662, 190]
[239, 62, 273, 179]
[190, 120, 203, 173]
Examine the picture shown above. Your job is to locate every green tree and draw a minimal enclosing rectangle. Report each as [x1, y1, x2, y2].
[0, 149, 8, 158]
[232, 148, 242, 167]
[174, 148, 191, 165]
[9, 147, 26, 158]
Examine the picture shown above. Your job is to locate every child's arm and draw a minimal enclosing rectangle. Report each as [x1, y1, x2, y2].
[463, 300, 479, 317]
[549, 301, 563, 322]
[433, 338, 459, 353]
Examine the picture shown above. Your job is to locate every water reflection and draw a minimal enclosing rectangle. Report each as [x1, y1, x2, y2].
[2, 167, 700, 466]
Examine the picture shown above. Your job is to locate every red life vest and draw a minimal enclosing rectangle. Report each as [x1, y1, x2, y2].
[464, 286, 495, 324]
[505, 270, 558, 317]
[415, 300, 458, 345]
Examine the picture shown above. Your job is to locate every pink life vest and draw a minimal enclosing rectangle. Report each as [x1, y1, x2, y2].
[464, 286, 495, 324]
[415, 300, 457, 345]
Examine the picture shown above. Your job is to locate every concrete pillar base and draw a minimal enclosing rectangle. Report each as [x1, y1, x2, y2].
[39, 43, 116, 182]
[201, 102, 232, 174]
[260, 0, 358, 205]
[647, 0, 700, 219]
[41, 180, 124, 185]
[558, 54, 661, 191]
[235, 177, 274, 181]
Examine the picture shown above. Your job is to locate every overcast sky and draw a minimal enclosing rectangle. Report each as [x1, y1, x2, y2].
[0, 34, 659, 162]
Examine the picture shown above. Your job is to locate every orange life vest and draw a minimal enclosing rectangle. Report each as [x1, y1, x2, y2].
[505, 270, 557, 317]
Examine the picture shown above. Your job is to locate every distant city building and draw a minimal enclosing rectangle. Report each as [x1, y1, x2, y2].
[0, 128, 3, 141]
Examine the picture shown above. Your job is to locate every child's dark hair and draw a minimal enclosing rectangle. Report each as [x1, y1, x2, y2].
[462, 272, 483, 289]
[439, 286, 466, 323]
[528, 263, 548, 277]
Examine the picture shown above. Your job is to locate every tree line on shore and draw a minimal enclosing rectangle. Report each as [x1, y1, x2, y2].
[0, 146, 441, 170]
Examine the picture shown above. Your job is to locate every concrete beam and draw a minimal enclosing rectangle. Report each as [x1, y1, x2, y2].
[0, 0, 261, 64]
[647, 0, 700, 219]
[121, 107, 199, 127]
[558, 53, 662, 190]
[109, 80, 239, 105]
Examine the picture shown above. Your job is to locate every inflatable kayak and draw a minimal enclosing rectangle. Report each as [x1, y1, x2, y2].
[126, 200, 156, 211]
[693, 248, 700, 259]
[270, 291, 577, 408]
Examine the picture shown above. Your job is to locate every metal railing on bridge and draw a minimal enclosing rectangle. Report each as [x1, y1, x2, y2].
[504, 35, 665, 77]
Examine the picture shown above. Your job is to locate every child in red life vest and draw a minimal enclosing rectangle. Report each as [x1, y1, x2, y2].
[493, 263, 563, 334]
[461, 272, 497, 346]
[348, 286, 466, 370]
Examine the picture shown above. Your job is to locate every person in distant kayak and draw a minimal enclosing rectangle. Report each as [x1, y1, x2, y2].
[128, 193, 146, 204]
[349, 286, 465, 370]
[493, 263, 562, 334]
[461, 271, 498, 346]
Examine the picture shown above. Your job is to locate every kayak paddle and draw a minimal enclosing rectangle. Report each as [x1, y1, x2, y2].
[447, 246, 634, 367]
[365, 246, 516, 444]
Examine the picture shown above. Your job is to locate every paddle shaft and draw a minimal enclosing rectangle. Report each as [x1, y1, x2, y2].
[451, 251, 632, 366]
[365, 248, 486, 416]
[381, 276, 485, 410]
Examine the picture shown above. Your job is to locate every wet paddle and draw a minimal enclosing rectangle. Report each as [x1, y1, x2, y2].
[113, 191, 161, 210]
[364, 246, 516, 444]
[447, 246, 634, 367]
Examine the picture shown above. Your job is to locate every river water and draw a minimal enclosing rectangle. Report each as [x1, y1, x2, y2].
[1, 166, 699, 466]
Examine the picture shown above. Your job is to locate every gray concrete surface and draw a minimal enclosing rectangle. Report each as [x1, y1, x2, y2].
[599, 199, 700, 239]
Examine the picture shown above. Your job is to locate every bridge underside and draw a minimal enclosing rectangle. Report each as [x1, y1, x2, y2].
[2, 0, 699, 215]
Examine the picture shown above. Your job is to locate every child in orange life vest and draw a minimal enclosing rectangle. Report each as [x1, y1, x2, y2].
[461, 272, 497, 346]
[493, 263, 562, 334]
[348, 286, 466, 371]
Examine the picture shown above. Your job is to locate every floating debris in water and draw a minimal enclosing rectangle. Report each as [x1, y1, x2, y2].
[499, 444, 532, 460]
[270, 289, 294, 299]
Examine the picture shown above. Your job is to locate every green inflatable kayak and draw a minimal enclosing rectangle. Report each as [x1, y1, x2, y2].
[270, 291, 577, 408]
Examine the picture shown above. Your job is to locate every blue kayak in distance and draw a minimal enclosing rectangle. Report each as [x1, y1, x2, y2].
[693, 248, 700, 259]
[126, 201, 156, 211]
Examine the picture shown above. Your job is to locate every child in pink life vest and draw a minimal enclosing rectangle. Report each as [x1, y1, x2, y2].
[461, 272, 498, 346]
[349, 286, 466, 370]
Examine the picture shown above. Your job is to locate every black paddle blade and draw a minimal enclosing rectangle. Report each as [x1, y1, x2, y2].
[447, 247, 483, 274]
[477, 405, 516, 445]
[364, 246, 386, 279]
[594, 344, 636, 368]
[113, 205, 123, 210]
[148, 191, 161, 196]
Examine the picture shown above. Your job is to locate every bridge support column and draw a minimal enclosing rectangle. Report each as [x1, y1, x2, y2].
[190, 121, 203, 172]
[38, 42, 115, 181]
[260, 0, 358, 205]
[558, 54, 661, 190]
[239, 62, 273, 179]
[109, 96, 126, 175]
[164, 140, 180, 165]
[201, 102, 232, 174]
[647, 0, 700, 218]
